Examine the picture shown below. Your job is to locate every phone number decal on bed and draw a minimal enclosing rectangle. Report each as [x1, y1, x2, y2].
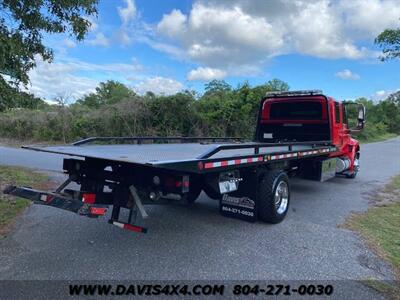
[221, 205, 254, 217]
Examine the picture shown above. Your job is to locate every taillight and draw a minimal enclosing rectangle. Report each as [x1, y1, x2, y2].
[175, 181, 182, 188]
[165, 175, 190, 193]
[82, 193, 96, 204]
[182, 175, 190, 193]
[90, 207, 107, 215]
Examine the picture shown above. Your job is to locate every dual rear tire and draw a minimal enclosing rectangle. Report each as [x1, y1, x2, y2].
[257, 170, 290, 224]
[186, 169, 291, 224]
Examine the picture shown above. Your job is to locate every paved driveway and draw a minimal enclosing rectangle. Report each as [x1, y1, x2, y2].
[0, 138, 399, 296]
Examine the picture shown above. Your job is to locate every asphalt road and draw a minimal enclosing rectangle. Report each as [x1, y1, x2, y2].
[0, 138, 399, 296]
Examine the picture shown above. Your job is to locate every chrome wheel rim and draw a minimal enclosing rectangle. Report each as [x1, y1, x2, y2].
[275, 181, 289, 214]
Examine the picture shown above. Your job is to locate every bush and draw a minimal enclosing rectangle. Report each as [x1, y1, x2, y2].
[0, 80, 398, 144]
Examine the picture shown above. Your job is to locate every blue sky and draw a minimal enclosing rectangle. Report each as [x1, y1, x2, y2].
[29, 0, 400, 102]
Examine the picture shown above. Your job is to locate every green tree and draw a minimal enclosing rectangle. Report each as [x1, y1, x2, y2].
[197, 79, 290, 137]
[204, 80, 232, 97]
[0, 0, 98, 110]
[380, 91, 400, 133]
[387, 90, 400, 105]
[77, 80, 135, 108]
[0, 0, 98, 85]
[355, 95, 400, 141]
[375, 26, 400, 61]
[0, 78, 46, 111]
[264, 78, 290, 92]
[146, 92, 199, 136]
[235, 78, 290, 121]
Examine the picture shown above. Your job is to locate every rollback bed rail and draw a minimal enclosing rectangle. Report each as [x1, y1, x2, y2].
[72, 136, 247, 146]
[198, 140, 333, 159]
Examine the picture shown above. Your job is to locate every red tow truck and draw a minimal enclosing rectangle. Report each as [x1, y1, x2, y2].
[5, 90, 365, 233]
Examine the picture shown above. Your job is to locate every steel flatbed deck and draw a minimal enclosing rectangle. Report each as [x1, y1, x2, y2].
[22, 138, 337, 173]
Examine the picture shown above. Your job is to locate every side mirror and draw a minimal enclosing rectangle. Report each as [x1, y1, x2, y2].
[356, 104, 366, 130]
[343, 102, 366, 133]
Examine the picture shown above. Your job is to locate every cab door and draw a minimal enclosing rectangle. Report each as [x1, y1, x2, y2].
[336, 101, 353, 148]
[331, 101, 344, 147]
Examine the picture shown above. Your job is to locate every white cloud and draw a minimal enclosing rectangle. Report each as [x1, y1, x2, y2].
[376, 90, 387, 96]
[115, 0, 154, 47]
[27, 60, 98, 100]
[84, 16, 98, 32]
[133, 77, 184, 95]
[339, 0, 400, 38]
[67, 60, 143, 74]
[287, 1, 364, 59]
[143, 39, 185, 59]
[63, 39, 76, 48]
[187, 67, 227, 81]
[115, 30, 132, 45]
[153, 0, 400, 76]
[372, 89, 400, 101]
[157, 9, 187, 39]
[118, 0, 136, 25]
[335, 69, 361, 80]
[157, 3, 284, 71]
[87, 32, 110, 47]
[25, 56, 143, 100]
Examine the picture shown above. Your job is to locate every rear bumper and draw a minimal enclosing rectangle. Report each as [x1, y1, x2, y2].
[3, 185, 108, 217]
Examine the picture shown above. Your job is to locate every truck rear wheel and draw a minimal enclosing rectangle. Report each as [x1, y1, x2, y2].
[257, 170, 290, 224]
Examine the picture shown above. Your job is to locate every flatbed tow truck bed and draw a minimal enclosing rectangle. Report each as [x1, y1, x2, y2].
[5, 137, 337, 233]
[22, 141, 332, 168]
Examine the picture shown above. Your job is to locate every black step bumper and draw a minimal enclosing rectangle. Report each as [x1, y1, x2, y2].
[3, 185, 107, 217]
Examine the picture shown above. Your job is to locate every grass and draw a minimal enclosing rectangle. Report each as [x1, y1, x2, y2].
[0, 166, 49, 238]
[344, 175, 400, 299]
[361, 280, 400, 300]
[348, 202, 400, 271]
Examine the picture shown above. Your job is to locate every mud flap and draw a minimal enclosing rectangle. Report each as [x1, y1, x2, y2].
[219, 168, 258, 222]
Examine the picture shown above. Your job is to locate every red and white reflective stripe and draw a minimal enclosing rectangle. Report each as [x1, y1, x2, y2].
[204, 156, 263, 169]
[319, 148, 331, 153]
[111, 221, 147, 233]
[265, 147, 334, 161]
[112, 221, 124, 229]
[269, 152, 298, 160]
[203, 147, 334, 169]
[298, 150, 320, 156]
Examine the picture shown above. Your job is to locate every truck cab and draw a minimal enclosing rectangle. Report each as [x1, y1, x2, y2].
[256, 90, 365, 178]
